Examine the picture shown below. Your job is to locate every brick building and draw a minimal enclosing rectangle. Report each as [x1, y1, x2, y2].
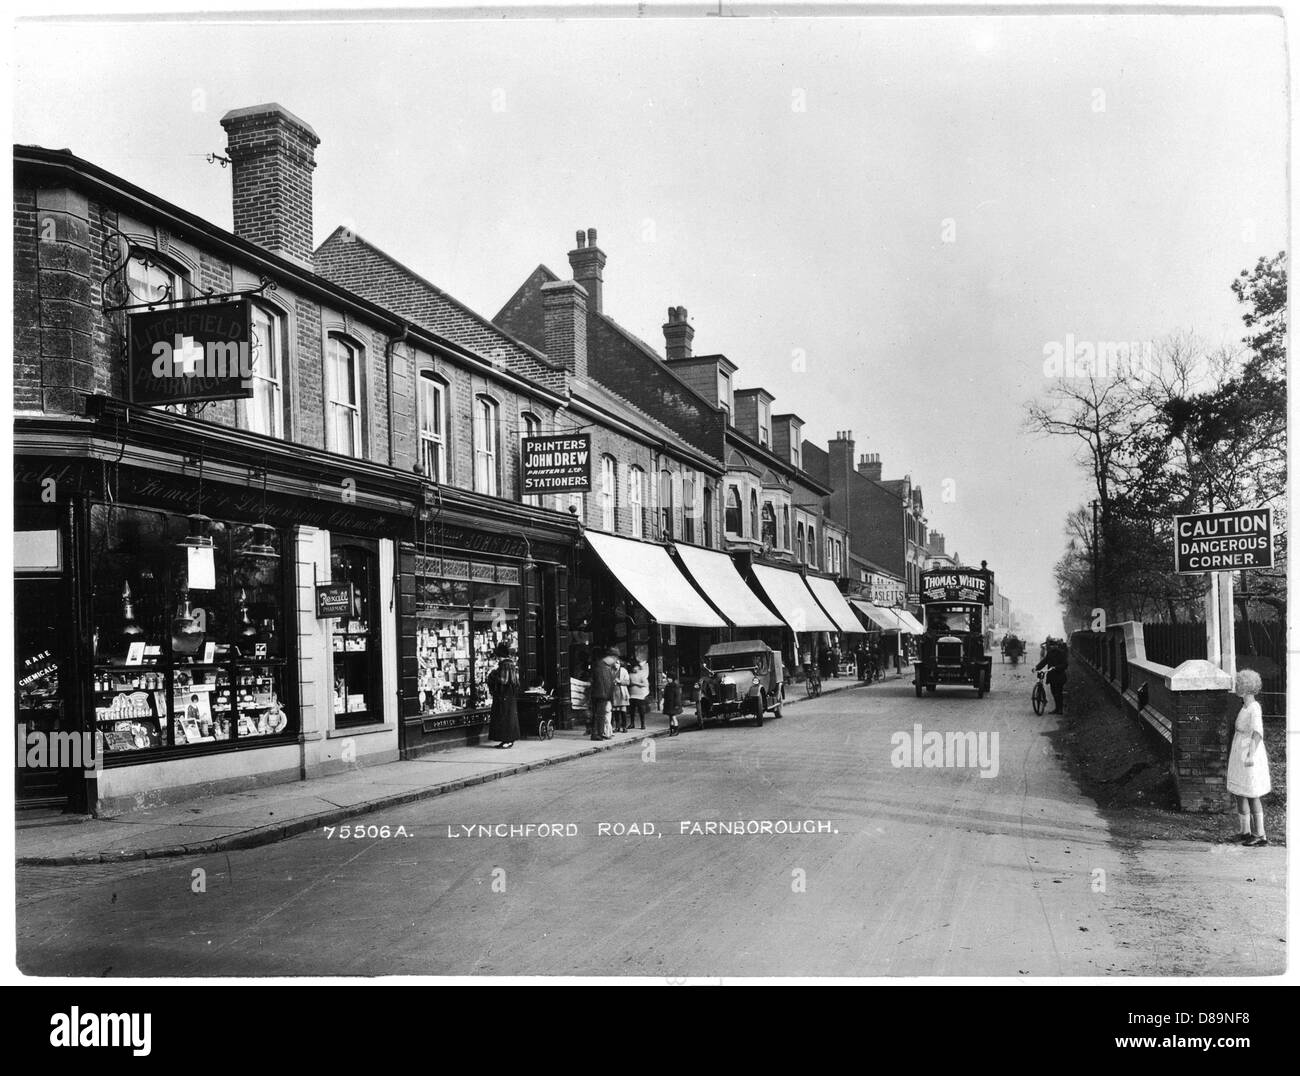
[13, 103, 581, 811]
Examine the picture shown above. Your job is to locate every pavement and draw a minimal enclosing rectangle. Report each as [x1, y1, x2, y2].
[17, 673, 870, 866]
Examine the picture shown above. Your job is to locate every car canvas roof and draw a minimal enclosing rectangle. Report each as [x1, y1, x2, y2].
[705, 640, 774, 657]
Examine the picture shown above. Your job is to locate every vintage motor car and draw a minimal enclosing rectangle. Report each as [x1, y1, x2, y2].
[697, 640, 785, 728]
[913, 565, 995, 698]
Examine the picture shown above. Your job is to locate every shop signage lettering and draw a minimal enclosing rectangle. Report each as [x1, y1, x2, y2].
[1173, 508, 1274, 573]
[521, 434, 592, 494]
[422, 713, 488, 733]
[316, 583, 355, 618]
[432, 525, 530, 560]
[128, 299, 255, 405]
[919, 571, 990, 605]
[18, 649, 58, 688]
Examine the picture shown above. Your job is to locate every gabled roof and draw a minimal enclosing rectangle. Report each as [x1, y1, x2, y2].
[314, 228, 565, 393]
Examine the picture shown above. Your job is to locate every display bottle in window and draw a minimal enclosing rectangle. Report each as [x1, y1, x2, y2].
[172, 589, 205, 658]
[121, 581, 145, 642]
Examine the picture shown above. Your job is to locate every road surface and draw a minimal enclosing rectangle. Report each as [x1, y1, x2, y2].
[17, 668, 1284, 977]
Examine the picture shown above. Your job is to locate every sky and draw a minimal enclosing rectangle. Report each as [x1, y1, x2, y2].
[10, 6, 1289, 636]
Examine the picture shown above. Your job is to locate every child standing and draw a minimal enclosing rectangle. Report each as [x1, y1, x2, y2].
[662, 671, 682, 736]
[1226, 668, 1271, 846]
[613, 658, 631, 733]
[627, 659, 650, 731]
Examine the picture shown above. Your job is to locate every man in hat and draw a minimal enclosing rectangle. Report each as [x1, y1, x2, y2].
[589, 647, 619, 740]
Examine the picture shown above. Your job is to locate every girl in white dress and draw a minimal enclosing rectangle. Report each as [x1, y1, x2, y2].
[1225, 668, 1270, 846]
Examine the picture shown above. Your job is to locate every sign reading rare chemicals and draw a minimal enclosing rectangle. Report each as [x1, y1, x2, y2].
[920, 569, 992, 606]
[127, 298, 255, 405]
[315, 582, 355, 619]
[521, 434, 592, 494]
[1173, 508, 1274, 573]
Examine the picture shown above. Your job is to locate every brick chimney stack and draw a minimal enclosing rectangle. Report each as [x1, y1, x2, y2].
[929, 530, 946, 555]
[567, 228, 606, 314]
[857, 452, 883, 482]
[662, 306, 694, 361]
[828, 430, 855, 490]
[541, 279, 589, 380]
[219, 103, 320, 269]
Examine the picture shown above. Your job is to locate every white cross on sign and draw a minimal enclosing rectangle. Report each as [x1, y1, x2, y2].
[173, 334, 205, 376]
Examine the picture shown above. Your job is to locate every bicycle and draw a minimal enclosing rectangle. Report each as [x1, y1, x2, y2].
[803, 663, 822, 698]
[1031, 670, 1048, 716]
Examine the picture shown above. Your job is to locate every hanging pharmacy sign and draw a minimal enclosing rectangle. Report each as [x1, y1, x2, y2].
[127, 298, 255, 405]
[1173, 508, 1274, 573]
[520, 434, 592, 495]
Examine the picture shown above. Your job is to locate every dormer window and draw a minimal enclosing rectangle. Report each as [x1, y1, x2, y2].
[790, 424, 801, 469]
[718, 370, 733, 426]
[758, 398, 771, 447]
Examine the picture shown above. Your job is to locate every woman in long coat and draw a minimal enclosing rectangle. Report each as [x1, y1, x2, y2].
[487, 643, 520, 749]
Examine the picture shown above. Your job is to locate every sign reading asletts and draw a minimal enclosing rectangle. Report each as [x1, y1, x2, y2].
[1173, 508, 1274, 573]
[521, 434, 592, 494]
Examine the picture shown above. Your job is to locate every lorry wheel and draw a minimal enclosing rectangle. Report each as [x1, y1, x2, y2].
[914, 680, 923, 698]
[926, 685, 936, 694]
[976, 684, 985, 699]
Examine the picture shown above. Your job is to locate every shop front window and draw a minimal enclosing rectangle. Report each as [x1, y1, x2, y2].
[415, 556, 520, 716]
[89, 504, 291, 758]
[330, 541, 382, 728]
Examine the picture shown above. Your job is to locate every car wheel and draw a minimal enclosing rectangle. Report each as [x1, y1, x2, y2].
[772, 706, 782, 720]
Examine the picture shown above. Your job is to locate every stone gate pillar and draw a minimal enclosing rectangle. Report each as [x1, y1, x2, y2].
[1168, 659, 1234, 812]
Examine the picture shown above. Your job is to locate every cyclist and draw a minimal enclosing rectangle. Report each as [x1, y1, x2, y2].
[1034, 637, 1068, 714]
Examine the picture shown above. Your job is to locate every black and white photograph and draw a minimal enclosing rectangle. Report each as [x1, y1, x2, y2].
[6, 1, 1292, 996]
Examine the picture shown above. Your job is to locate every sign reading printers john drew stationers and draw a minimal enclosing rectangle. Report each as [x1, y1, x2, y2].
[1173, 508, 1274, 573]
[128, 298, 254, 405]
[521, 434, 592, 494]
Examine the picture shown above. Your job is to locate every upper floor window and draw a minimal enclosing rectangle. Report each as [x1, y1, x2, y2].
[239, 303, 283, 437]
[600, 455, 617, 532]
[474, 395, 500, 497]
[758, 399, 771, 447]
[725, 486, 742, 537]
[749, 490, 759, 539]
[782, 505, 791, 549]
[826, 537, 835, 573]
[718, 370, 733, 425]
[682, 477, 696, 544]
[761, 501, 777, 548]
[628, 466, 645, 539]
[419, 372, 449, 483]
[326, 335, 362, 458]
[796, 522, 805, 563]
[703, 486, 714, 547]
[659, 470, 674, 539]
[127, 250, 188, 306]
[807, 524, 817, 567]
[519, 411, 541, 505]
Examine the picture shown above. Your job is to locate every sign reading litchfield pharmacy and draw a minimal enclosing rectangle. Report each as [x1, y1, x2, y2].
[315, 582, 355, 619]
[919, 569, 991, 606]
[128, 298, 255, 405]
[521, 434, 592, 494]
[1173, 508, 1274, 573]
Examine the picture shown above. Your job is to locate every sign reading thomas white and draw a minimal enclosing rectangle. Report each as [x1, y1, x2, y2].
[920, 570, 991, 605]
[521, 434, 592, 494]
[128, 298, 255, 405]
[315, 583, 355, 618]
[1173, 508, 1274, 573]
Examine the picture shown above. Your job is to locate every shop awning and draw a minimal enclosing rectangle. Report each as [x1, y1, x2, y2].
[674, 544, 784, 628]
[750, 565, 838, 634]
[805, 575, 862, 634]
[585, 531, 725, 629]
[893, 609, 927, 635]
[851, 600, 900, 631]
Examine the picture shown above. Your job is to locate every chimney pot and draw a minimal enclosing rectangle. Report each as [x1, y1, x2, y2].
[662, 303, 695, 361]
[568, 227, 606, 314]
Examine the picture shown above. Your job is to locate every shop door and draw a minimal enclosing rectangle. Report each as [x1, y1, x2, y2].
[15, 575, 79, 810]
[330, 539, 383, 727]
